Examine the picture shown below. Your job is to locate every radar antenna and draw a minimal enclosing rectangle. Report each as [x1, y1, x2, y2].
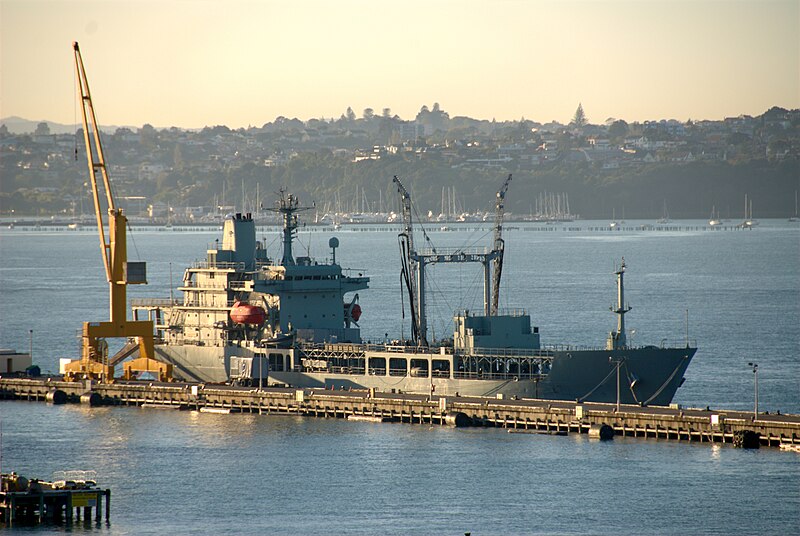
[266, 189, 313, 266]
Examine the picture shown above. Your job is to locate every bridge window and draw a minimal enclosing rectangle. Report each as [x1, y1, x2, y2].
[269, 353, 284, 372]
[389, 358, 407, 377]
[432, 359, 450, 378]
[410, 359, 429, 378]
[368, 357, 386, 376]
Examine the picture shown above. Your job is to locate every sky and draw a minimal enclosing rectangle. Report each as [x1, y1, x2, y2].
[1, 0, 798, 129]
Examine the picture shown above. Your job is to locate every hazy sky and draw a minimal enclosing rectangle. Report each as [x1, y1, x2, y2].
[1, 0, 798, 129]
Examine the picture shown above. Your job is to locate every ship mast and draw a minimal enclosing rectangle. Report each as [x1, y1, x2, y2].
[268, 190, 312, 266]
[607, 258, 632, 350]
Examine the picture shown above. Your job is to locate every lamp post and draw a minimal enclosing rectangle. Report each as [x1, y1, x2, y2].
[259, 354, 264, 392]
[747, 362, 758, 419]
[29, 330, 33, 362]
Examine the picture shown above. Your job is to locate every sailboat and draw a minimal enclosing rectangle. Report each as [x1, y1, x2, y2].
[657, 200, 671, 224]
[789, 191, 799, 222]
[609, 208, 618, 229]
[740, 194, 759, 228]
[708, 206, 722, 227]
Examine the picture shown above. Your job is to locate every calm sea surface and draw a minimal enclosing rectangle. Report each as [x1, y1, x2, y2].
[1, 220, 799, 534]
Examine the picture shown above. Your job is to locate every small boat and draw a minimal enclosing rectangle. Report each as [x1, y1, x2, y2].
[708, 206, 722, 227]
[739, 194, 759, 228]
[230, 300, 267, 326]
[657, 200, 671, 224]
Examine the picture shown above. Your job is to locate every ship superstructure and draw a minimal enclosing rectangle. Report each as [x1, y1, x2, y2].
[131, 192, 368, 381]
[129, 183, 696, 405]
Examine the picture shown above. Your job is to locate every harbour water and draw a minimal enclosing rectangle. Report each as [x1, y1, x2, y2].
[1, 220, 799, 534]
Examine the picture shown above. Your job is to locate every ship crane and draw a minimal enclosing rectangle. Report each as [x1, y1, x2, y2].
[490, 174, 512, 316]
[64, 42, 171, 382]
[393, 176, 423, 346]
[393, 175, 511, 347]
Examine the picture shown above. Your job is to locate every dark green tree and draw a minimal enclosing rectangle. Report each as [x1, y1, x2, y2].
[608, 119, 629, 140]
[572, 103, 587, 127]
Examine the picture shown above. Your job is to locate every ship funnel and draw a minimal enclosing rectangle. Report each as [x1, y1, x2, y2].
[221, 213, 256, 269]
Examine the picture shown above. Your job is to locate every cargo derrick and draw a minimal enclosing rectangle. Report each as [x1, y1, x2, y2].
[490, 174, 512, 316]
[63, 42, 171, 382]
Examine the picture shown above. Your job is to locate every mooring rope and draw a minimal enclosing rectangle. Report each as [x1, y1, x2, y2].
[642, 356, 688, 406]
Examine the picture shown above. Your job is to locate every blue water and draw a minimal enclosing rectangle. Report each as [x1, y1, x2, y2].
[1, 221, 799, 534]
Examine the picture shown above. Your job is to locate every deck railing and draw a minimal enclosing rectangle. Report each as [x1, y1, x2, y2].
[130, 298, 181, 307]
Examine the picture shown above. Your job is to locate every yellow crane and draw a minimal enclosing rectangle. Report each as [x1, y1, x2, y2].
[63, 42, 171, 382]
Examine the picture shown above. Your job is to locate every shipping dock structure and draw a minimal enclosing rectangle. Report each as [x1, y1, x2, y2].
[1, 378, 798, 450]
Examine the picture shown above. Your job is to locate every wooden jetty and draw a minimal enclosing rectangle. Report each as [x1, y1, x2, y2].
[1, 377, 798, 449]
[1, 472, 109, 527]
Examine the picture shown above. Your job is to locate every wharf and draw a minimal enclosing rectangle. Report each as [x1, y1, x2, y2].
[1, 474, 109, 527]
[2, 377, 798, 449]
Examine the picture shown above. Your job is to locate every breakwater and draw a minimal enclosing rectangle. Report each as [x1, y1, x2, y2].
[2, 378, 798, 449]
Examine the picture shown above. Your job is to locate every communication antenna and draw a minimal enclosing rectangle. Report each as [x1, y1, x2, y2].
[685, 309, 689, 348]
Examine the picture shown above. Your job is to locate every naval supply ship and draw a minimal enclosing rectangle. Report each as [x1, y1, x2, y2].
[128, 182, 696, 406]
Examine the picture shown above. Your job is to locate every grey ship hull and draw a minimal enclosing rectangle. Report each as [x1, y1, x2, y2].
[153, 344, 695, 406]
[135, 194, 697, 407]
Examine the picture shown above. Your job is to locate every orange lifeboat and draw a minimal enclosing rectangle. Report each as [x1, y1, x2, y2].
[350, 303, 362, 322]
[230, 301, 267, 326]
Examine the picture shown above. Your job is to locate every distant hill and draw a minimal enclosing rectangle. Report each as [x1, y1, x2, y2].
[0, 116, 130, 135]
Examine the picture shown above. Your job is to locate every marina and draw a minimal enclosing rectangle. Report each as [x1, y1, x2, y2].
[0, 219, 766, 234]
[1, 378, 797, 449]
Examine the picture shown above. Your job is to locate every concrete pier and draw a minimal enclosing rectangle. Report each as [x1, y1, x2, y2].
[2, 377, 798, 449]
